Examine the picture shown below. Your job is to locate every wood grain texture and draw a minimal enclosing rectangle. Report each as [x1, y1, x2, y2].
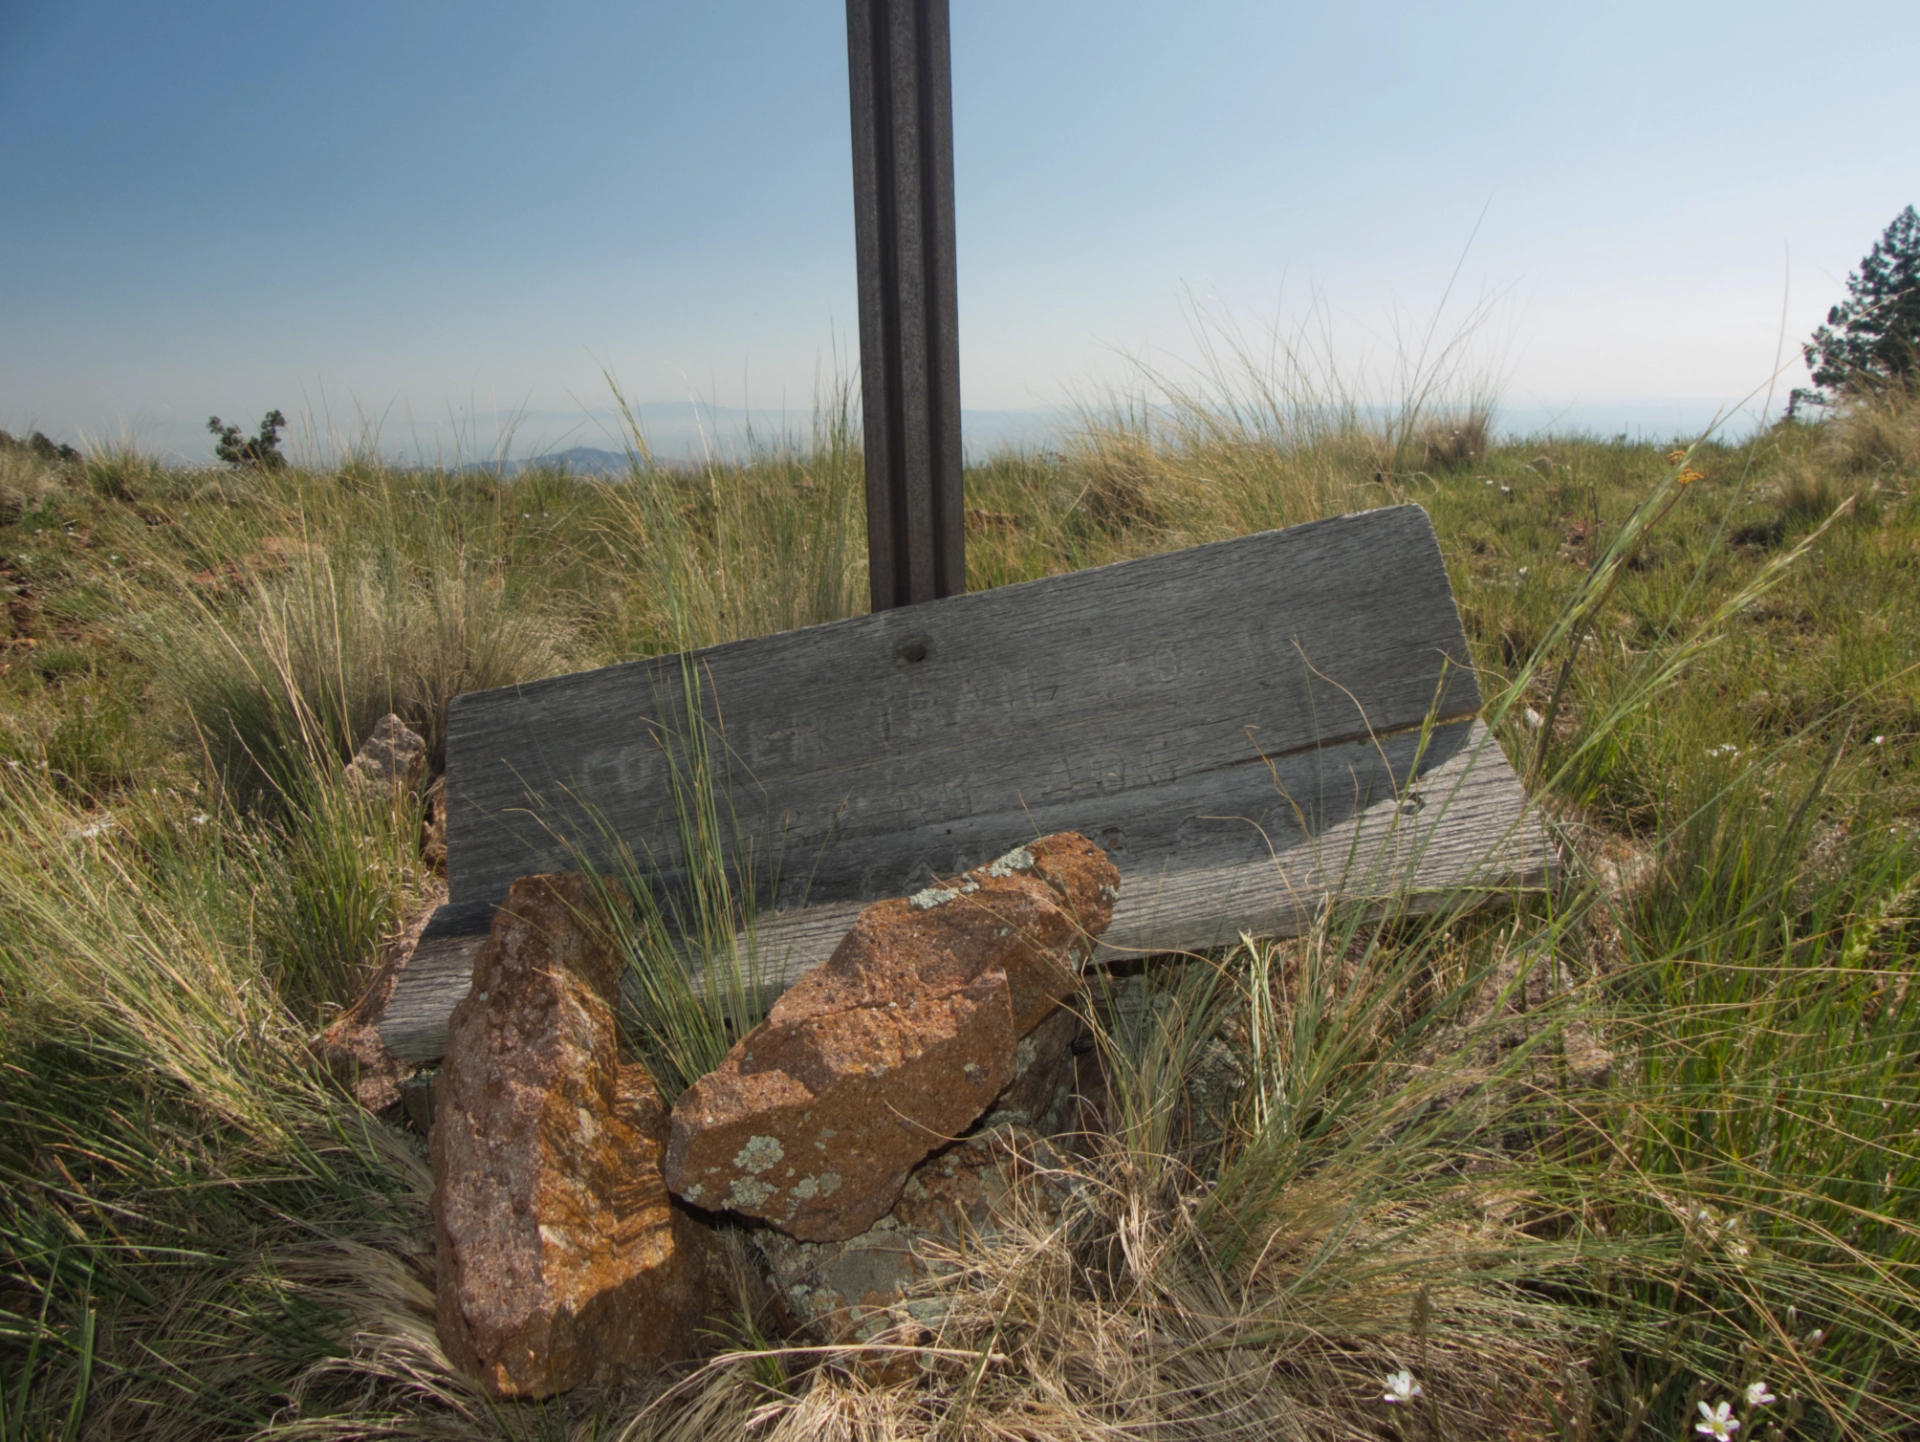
[445, 505, 1483, 908]
[742, 718, 1548, 980]
[377, 902, 491, 1063]
[379, 505, 1554, 1066]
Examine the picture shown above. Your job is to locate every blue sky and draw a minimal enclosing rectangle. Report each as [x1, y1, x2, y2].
[3, 0, 1916, 461]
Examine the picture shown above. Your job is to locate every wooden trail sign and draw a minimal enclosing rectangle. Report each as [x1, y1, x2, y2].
[365, 11, 1557, 1064]
[377, 505, 1553, 1063]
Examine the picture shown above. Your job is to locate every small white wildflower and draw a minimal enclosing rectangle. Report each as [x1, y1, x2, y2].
[1807, 1328, 1824, 1345]
[1500, 484, 1513, 494]
[1382, 1369, 1422, 1403]
[1696, 1400, 1740, 1439]
[4, 759, 17, 770]
[190, 812, 210, 825]
[1745, 1381, 1776, 1407]
[1706, 743, 1740, 759]
[1516, 566, 1530, 578]
[1871, 734, 1887, 745]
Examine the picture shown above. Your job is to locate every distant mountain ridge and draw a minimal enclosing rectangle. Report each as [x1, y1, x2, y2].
[461, 446, 634, 478]
[450, 406, 1071, 477]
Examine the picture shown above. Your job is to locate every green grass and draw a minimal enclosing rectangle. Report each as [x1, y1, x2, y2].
[0, 378, 1915, 1438]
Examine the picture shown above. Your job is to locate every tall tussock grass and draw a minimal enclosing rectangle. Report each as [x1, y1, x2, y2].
[1831, 382, 1920, 475]
[155, 541, 575, 805]
[0, 747, 444, 1440]
[1760, 384, 1920, 527]
[600, 381, 870, 648]
[1049, 302, 1503, 566]
[1, 341, 1917, 1437]
[578, 653, 782, 1102]
[0, 449, 62, 525]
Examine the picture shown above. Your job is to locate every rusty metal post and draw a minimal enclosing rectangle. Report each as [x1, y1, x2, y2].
[846, 0, 965, 611]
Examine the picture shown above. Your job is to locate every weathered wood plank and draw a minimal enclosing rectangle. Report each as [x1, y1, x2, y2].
[376, 902, 491, 1063]
[376, 505, 1553, 1066]
[743, 717, 1546, 975]
[444, 505, 1484, 909]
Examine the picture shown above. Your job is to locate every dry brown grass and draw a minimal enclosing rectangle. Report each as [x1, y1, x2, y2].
[1830, 383, 1920, 474]
[1044, 301, 1502, 557]
[1413, 404, 1493, 471]
[0, 444, 67, 523]
[155, 543, 579, 799]
[615, 1156, 1569, 1442]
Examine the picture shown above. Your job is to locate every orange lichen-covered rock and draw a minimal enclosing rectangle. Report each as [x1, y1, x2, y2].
[431, 873, 722, 1399]
[663, 833, 1117, 1242]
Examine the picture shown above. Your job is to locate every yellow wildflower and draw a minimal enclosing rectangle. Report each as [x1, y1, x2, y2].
[1677, 469, 1704, 485]
[1667, 449, 1688, 464]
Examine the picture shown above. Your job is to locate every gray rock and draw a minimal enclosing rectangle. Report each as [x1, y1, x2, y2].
[757, 1126, 1074, 1344]
[343, 713, 426, 797]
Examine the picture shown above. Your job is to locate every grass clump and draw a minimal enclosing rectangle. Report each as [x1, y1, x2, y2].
[156, 541, 576, 805]
[1832, 382, 1920, 476]
[598, 380, 870, 648]
[582, 654, 781, 1101]
[0, 742, 450, 1440]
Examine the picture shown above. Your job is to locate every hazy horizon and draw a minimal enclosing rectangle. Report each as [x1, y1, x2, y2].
[25, 392, 1798, 473]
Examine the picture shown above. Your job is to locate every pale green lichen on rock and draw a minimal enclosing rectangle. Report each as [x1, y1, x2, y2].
[985, 844, 1034, 878]
[728, 1176, 776, 1208]
[791, 1170, 843, 1201]
[733, 1135, 785, 1173]
[909, 885, 960, 910]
